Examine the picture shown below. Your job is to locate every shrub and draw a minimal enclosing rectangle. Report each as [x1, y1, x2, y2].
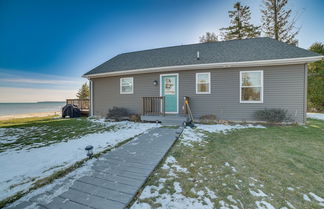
[199, 114, 217, 124]
[107, 106, 130, 120]
[129, 114, 141, 122]
[255, 108, 291, 123]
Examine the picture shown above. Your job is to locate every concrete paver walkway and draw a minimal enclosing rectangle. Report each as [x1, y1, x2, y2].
[12, 126, 183, 209]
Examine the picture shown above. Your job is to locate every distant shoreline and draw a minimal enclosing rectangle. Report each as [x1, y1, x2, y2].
[0, 111, 61, 121]
[0, 101, 65, 104]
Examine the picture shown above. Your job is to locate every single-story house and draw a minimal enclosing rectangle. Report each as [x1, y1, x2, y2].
[83, 37, 323, 124]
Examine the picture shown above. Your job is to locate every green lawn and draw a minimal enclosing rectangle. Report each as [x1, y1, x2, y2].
[134, 119, 324, 209]
[0, 116, 115, 151]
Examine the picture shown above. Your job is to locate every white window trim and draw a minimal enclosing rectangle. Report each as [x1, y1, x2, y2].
[240, 70, 263, 103]
[196, 72, 211, 94]
[120, 77, 134, 94]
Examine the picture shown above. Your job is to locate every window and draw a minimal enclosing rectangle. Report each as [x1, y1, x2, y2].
[120, 77, 134, 94]
[240, 71, 263, 103]
[196, 72, 211, 94]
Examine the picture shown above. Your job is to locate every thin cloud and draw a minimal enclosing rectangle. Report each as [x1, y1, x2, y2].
[0, 78, 80, 85]
[0, 68, 86, 90]
[0, 87, 78, 103]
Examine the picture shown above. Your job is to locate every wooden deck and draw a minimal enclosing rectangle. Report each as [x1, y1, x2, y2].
[66, 99, 90, 115]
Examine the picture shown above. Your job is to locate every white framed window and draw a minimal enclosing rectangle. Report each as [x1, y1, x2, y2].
[196, 72, 211, 94]
[120, 77, 134, 94]
[240, 70, 263, 103]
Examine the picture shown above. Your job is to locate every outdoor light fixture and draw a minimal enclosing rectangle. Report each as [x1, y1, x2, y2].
[85, 145, 94, 158]
[153, 80, 158, 86]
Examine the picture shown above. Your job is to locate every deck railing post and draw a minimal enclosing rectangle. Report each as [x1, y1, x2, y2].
[142, 97, 166, 116]
[163, 96, 165, 116]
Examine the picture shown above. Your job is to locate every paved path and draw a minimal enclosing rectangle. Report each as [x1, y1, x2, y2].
[12, 126, 183, 209]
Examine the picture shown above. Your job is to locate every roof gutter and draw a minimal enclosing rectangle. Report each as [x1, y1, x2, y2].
[83, 55, 323, 79]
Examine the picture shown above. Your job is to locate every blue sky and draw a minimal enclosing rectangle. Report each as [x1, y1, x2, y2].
[0, 0, 323, 102]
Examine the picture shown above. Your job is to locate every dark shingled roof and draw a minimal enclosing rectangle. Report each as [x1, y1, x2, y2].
[84, 37, 320, 76]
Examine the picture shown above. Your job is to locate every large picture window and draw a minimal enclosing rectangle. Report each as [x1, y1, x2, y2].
[196, 72, 211, 94]
[240, 71, 263, 103]
[120, 77, 134, 94]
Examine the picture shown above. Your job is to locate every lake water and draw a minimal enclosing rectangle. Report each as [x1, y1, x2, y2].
[0, 102, 65, 116]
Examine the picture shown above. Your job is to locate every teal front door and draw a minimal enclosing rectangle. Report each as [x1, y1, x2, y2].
[161, 74, 178, 113]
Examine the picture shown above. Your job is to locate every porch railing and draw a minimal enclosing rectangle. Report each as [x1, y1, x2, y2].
[142, 96, 165, 116]
[66, 99, 90, 111]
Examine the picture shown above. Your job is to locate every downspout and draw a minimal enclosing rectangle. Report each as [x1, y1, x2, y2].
[304, 64, 308, 124]
[89, 79, 94, 117]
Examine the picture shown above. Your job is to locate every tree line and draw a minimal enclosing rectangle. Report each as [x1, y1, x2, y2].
[199, 0, 298, 45]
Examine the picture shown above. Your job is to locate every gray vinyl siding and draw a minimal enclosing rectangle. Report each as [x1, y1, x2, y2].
[91, 64, 307, 123]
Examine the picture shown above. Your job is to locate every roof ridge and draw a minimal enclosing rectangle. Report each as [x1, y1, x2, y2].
[119, 37, 271, 56]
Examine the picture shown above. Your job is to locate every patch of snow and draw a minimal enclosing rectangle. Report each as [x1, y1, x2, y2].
[7, 158, 96, 208]
[180, 127, 206, 146]
[196, 190, 205, 196]
[174, 182, 182, 193]
[287, 187, 294, 191]
[303, 194, 311, 201]
[0, 121, 157, 201]
[250, 177, 258, 182]
[255, 201, 275, 209]
[309, 192, 324, 202]
[132, 181, 214, 209]
[205, 187, 217, 199]
[224, 162, 230, 166]
[195, 123, 265, 134]
[307, 113, 324, 121]
[131, 202, 152, 209]
[180, 123, 265, 146]
[286, 200, 295, 209]
[161, 156, 188, 176]
[227, 195, 237, 204]
[219, 200, 230, 209]
[249, 189, 268, 197]
[164, 156, 177, 165]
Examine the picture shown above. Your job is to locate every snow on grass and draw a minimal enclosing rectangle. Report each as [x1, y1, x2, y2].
[0, 121, 158, 202]
[255, 200, 275, 209]
[162, 156, 188, 177]
[303, 194, 311, 201]
[307, 113, 324, 121]
[309, 192, 324, 206]
[286, 201, 296, 209]
[6, 158, 96, 208]
[196, 123, 265, 133]
[132, 182, 215, 209]
[180, 127, 206, 146]
[249, 189, 268, 197]
[181, 123, 265, 147]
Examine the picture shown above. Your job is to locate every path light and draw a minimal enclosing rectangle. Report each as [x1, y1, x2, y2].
[85, 145, 94, 158]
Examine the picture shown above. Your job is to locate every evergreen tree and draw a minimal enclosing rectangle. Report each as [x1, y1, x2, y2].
[308, 42, 324, 112]
[199, 32, 218, 43]
[261, 0, 299, 45]
[220, 2, 260, 40]
[76, 82, 90, 99]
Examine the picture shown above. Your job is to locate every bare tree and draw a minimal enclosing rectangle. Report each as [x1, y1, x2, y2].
[199, 32, 218, 43]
